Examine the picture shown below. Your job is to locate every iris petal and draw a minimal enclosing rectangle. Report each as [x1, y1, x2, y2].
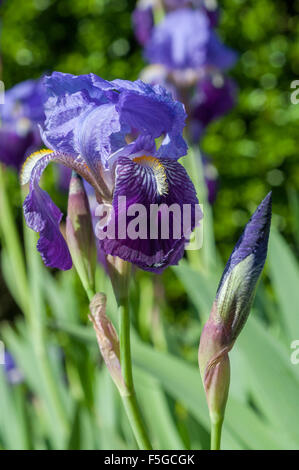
[145, 8, 236, 71]
[206, 32, 237, 71]
[44, 72, 113, 98]
[99, 156, 201, 273]
[41, 90, 98, 156]
[42, 73, 188, 175]
[117, 91, 174, 138]
[24, 183, 72, 270]
[76, 103, 121, 172]
[145, 9, 209, 70]
[114, 80, 187, 159]
[41, 72, 116, 166]
[21, 149, 96, 270]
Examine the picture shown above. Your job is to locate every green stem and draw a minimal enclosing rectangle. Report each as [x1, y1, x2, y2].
[183, 146, 217, 273]
[0, 165, 30, 315]
[118, 297, 152, 450]
[182, 147, 205, 271]
[80, 278, 152, 450]
[85, 286, 96, 303]
[210, 417, 223, 450]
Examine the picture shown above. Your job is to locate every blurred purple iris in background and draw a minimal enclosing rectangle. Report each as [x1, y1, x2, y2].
[4, 351, 23, 385]
[21, 72, 201, 273]
[132, 1, 154, 46]
[190, 74, 237, 141]
[145, 8, 236, 71]
[0, 80, 44, 169]
[133, 1, 220, 40]
[133, 0, 237, 206]
[0, 78, 72, 189]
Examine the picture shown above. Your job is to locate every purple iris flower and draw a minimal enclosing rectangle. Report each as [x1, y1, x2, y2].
[132, 1, 219, 47]
[145, 8, 236, 71]
[21, 72, 201, 273]
[190, 74, 237, 140]
[4, 351, 24, 385]
[163, 0, 219, 26]
[0, 79, 44, 169]
[132, 1, 154, 46]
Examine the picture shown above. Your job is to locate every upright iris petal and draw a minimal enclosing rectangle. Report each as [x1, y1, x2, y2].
[145, 8, 236, 71]
[163, 0, 220, 27]
[22, 72, 200, 273]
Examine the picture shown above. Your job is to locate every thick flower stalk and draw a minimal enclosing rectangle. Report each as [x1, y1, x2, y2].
[198, 192, 272, 450]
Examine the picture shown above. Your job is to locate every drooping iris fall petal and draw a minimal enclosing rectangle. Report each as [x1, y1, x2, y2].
[99, 156, 201, 273]
[21, 149, 96, 270]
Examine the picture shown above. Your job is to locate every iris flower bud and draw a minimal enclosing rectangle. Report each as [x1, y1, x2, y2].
[66, 172, 96, 299]
[198, 192, 272, 448]
[89, 293, 128, 396]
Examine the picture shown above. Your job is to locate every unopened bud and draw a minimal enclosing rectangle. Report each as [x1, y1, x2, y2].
[198, 304, 231, 424]
[66, 172, 96, 297]
[199, 193, 272, 424]
[89, 293, 128, 396]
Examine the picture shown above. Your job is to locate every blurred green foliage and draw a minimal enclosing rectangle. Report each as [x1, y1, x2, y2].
[1, 1, 299, 450]
[1, 0, 299, 260]
[1, 0, 140, 82]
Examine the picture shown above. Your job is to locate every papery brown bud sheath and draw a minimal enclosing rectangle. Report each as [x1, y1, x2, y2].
[89, 293, 128, 396]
